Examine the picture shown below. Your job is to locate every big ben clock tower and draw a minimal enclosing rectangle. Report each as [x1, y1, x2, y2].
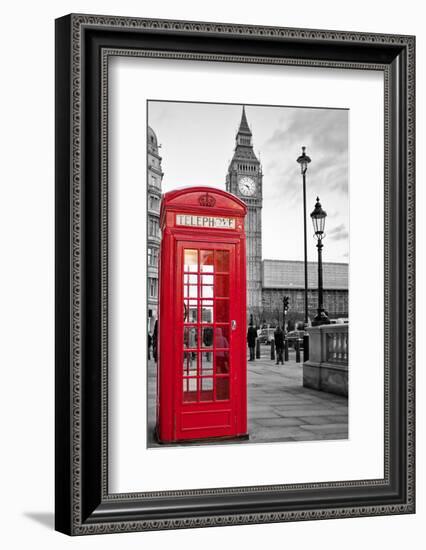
[226, 106, 263, 314]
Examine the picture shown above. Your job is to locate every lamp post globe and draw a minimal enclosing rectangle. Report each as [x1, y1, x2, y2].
[297, 146, 311, 174]
[310, 197, 330, 327]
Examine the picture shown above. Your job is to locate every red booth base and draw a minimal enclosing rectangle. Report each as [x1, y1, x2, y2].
[153, 428, 249, 446]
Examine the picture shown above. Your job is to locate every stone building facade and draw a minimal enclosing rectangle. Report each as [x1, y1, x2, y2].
[147, 126, 163, 333]
[261, 259, 348, 326]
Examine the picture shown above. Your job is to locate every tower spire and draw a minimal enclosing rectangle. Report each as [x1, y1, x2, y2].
[238, 105, 252, 136]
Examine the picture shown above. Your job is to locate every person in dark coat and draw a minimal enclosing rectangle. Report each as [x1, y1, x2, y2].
[274, 326, 285, 365]
[152, 320, 158, 363]
[202, 326, 213, 362]
[247, 322, 257, 361]
[147, 332, 152, 360]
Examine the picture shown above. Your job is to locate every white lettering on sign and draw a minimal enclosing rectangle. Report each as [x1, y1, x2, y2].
[176, 214, 236, 229]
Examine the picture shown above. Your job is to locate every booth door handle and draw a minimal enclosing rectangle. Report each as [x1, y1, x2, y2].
[231, 320, 237, 331]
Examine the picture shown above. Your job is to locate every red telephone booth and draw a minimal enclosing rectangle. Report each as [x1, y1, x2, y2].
[156, 187, 248, 443]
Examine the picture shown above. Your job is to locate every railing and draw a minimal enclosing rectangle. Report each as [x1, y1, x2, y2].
[304, 323, 348, 396]
[326, 327, 348, 364]
[305, 323, 348, 367]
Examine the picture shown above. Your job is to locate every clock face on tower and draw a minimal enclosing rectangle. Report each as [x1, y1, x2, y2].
[238, 176, 256, 197]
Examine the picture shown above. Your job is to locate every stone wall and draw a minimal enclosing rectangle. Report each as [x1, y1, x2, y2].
[303, 324, 348, 397]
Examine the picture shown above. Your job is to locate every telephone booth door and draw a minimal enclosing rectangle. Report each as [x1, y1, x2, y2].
[177, 242, 237, 440]
[156, 187, 247, 443]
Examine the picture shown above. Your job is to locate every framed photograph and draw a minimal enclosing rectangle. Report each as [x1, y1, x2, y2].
[55, 14, 415, 535]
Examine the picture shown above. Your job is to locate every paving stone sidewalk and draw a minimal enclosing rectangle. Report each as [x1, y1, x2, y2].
[147, 345, 348, 447]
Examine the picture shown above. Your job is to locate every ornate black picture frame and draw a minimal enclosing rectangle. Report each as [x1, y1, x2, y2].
[55, 14, 415, 535]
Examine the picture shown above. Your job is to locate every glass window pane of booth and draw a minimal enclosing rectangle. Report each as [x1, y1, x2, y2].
[183, 300, 198, 323]
[215, 325, 229, 348]
[184, 285, 198, 298]
[184, 274, 198, 285]
[216, 377, 230, 401]
[215, 250, 229, 272]
[200, 378, 214, 401]
[184, 249, 198, 272]
[201, 274, 213, 285]
[215, 350, 230, 374]
[200, 250, 214, 272]
[184, 327, 198, 349]
[201, 326, 213, 348]
[215, 300, 229, 322]
[201, 301, 214, 323]
[200, 351, 213, 375]
[183, 377, 198, 402]
[182, 351, 197, 375]
[215, 274, 229, 297]
[201, 285, 213, 298]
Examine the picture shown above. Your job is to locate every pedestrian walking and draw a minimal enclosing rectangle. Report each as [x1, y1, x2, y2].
[148, 332, 152, 360]
[247, 322, 257, 361]
[202, 326, 213, 362]
[274, 326, 285, 365]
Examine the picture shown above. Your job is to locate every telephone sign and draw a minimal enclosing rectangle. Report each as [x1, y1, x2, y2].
[175, 214, 236, 229]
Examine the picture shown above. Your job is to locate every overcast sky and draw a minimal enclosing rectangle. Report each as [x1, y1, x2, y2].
[148, 101, 349, 264]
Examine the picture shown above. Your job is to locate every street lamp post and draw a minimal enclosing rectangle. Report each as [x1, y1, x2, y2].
[310, 197, 330, 326]
[296, 147, 311, 328]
